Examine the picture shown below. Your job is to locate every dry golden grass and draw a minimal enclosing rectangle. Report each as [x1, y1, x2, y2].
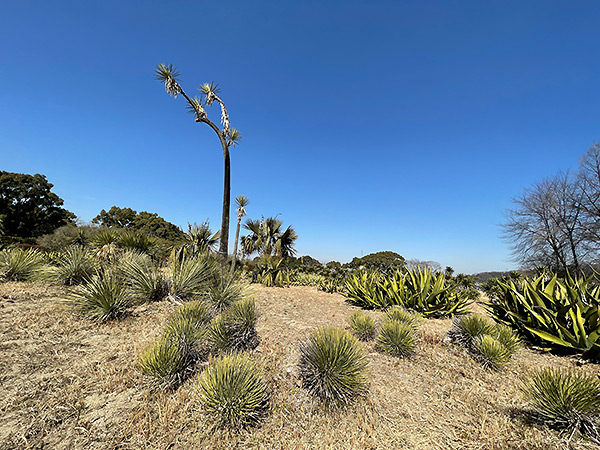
[1, 282, 599, 449]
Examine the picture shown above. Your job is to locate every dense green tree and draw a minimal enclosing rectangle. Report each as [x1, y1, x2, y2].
[92, 206, 185, 241]
[155, 64, 241, 258]
[0, 171, 75, 241]
[345, 251, 405, 271]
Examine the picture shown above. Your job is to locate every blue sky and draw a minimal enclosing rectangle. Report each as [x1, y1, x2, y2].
[1, 1, 599, 273]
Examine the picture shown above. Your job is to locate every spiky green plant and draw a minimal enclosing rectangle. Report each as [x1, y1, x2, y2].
[167, 300, 215, 329]
[119, 251, 168, 302]
[69, 270, 131, 322]
[384, 306, 422, 329]
[207, 298, 259, 352]
[167, 254, 216, 302]
[118, 230, 157, 254]
[472, 335, 511, 370]
[138, 334, 187, 390]
[376, 320, 417, 358]
[196, 353, 270, 429]
[298, 326, 368, 406]
[205, 269, 250, 311]
[448, 314, 496, 350]
[0, 248, 46, 281]
[348, 311, 376, 341]
[43, 246, 96, 285]
[494, 323, 522, 355]
[521, 368, 600, 443]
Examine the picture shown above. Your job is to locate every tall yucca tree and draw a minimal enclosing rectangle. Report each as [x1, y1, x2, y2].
[155, 64, 241, 258]
[241, 216, 297, 258]
[230, 195, 249, 276]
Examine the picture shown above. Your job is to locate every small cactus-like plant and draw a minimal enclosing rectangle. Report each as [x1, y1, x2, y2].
[298, 326, 368, 406]
[348, 311, 376, 341]
[521, 368, 600, 443]
[196, 353, 270, 428]
[376, 320, 417, 358]
[0, 248, 45, 282]
[207, 298, 259, 353]
[448, 314, 496, 349]
[384, 306, 422, 329]
[70, 270, 131, 322]
[473, 335, 511, 370]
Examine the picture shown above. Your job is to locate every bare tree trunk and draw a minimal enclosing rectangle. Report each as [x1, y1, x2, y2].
[219, 147, 230, 258]
[230, 217, 242, 276]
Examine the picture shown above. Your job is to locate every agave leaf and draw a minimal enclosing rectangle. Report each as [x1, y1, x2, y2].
[524, 326, 576, 349]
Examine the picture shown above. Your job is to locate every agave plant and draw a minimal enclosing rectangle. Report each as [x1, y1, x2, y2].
[376, 320, 418, 358]
[521, 368, 600, 443]
[484, 274, 600, 360]
[298, 326, 368, 406]
[252, 255, 289, 287]
[196, 353, 270, 428]
[0, 247, 46, 282]
[348, 311, 376, 341]
[384, 306, 422, 329]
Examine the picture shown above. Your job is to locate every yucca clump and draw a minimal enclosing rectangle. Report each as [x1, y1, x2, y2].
[448, 314, 496, 350]
[298, 326, 368, 406]
[207, 298, 259, 352]
[376, 320, 417, 358]
[70, 270, 131, 322]
[42, 246, 96, 285]
[167, 255, 216, 302]
[449, 314, 521, 370]
[384, 306, 422, 329]
[138, 334, 190, 390]
[348, 311, 376, 341]
[522, 368, 600, 443]
[168, 300, 215, 329]
[0, 248, 45, 282]
[205, 269, 250, 311]
[196, 353, 270, 429]
[119, 251, 168, 302]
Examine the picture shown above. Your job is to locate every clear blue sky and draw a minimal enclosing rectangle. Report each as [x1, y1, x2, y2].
[1, 1, 599, 273]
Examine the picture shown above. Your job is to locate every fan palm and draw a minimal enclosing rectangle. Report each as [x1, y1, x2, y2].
[230, 195, 249, 275]
[155, 64, 241, 258]
[241, 216, 297, 258]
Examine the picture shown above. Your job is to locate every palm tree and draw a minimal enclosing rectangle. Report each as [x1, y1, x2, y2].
[241, 216, 298, 258]
[230, 195, 249, 275]
[172, 221, 220, 263]
[155, 64, 241, 258]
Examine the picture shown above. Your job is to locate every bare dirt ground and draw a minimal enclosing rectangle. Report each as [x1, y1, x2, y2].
[1, 282, 599, 450]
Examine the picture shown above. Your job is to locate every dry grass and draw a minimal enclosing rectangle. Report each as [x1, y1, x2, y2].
[1, 282, 599, 449]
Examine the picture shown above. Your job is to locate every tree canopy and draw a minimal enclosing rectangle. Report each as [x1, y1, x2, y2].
[344, 251, 406, 271]
[92, 206, 185, 241]
[0, 171, 75, 241]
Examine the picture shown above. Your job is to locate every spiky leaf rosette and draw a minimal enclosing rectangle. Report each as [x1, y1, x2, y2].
[0, 248, 45, 282]
[521, 368, 600, 443]
[196, 353, 270, 429]
[384, 306, 422, 329]
[138, 333, 190, 390]
[207, 298, 259, 352]
[376, 320, 417, 358]
[167, 254, 216, 302]
[155, 63, 181, 98]
[348, 311, 376, 341]
[473, 335, 511, 370]
[70, 270, 131, 322]
[448, 314, 496, 350]
[41, 246, 96, 285]
[119, 251, 168, 302]
[494, 323, 522, 355]
[298, 326, 369, 406]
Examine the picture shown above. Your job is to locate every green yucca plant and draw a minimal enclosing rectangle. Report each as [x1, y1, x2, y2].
[0, 248, 46, 281]
[376, 320, 417, 358]
[118, 230, 157, 254]
[298, 326, 368, 406]
[521, 368, 600, 443]
[448, 314, 496, 350]
[495, 323, 522, 355]
[119, 251, 168, 302]
[205, 269, 250, 311]
[207, 298, 259, 353]
[70, 270, 131, 322]
[167, 254, 216, 302]
[473, 335, 511, 370]
[384, 306, 422, 329]
[196, 353, 270, 428]
[167, 300, 215, 329]
[253, 256, 289, 287]
[484, 274, 600, 360]
[348, 311, 376, 341]
[42, 246, 96, 285]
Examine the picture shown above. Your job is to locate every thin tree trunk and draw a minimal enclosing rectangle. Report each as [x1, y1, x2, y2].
[219, 147, 231, 258]
[230, 217, 242, 276]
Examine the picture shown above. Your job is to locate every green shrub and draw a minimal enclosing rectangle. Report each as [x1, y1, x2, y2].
[119, 251, 168, 302]
[167, 254, 216, 302]
[196, 353, 270, 428]
[253, 256, 289, 287]
[298, 326, 368, 406]
[522, 368, 600, 443]
[205, 269, 250, 311]
[207, 298, 259, 353]
[42, 246, 96, 285]
[376, 320, 417, 358]
[0, 248, 46, 281]
[348, 311, 376, 341]
[472, 335, 511, 370]
[70, 270, 131, 322]
[118, 229, 157, 254]
[168, 300, 215, 329]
